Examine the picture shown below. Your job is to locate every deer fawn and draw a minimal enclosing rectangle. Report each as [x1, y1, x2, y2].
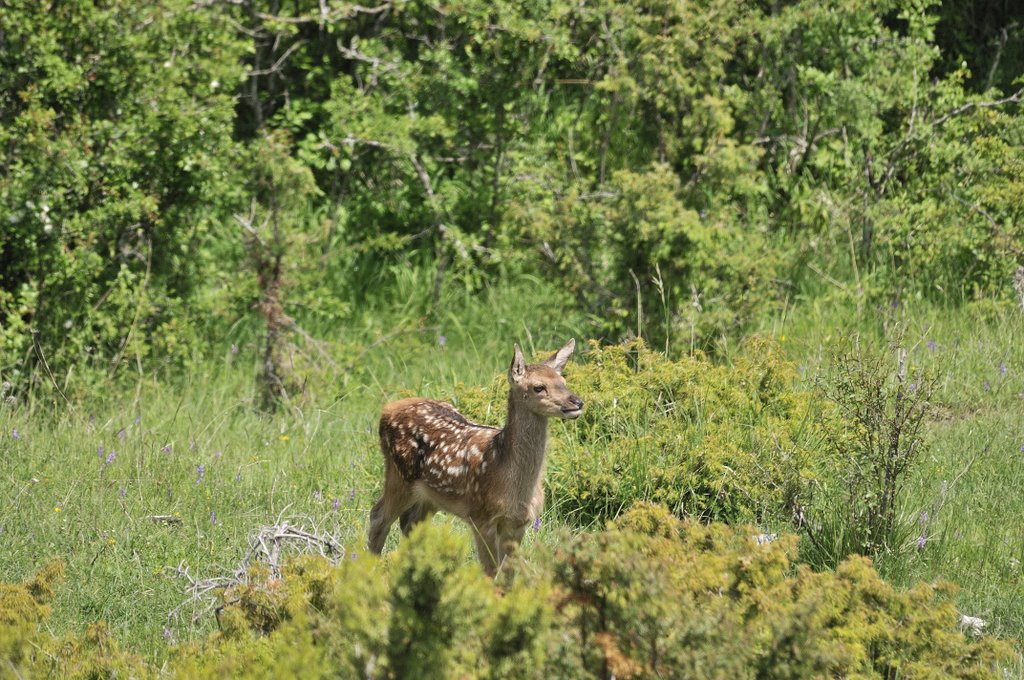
[368, 339, 583, 576]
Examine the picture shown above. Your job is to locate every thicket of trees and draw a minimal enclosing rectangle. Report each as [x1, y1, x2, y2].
[2, 0, 1022, 387]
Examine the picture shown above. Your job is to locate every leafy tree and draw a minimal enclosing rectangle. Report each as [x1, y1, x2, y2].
[0, 1, 248, 390]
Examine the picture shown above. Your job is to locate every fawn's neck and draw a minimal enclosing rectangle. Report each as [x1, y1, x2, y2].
[494, 389, 549, 487]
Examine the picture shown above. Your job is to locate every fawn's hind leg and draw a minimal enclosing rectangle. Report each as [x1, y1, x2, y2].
[399, 502, 437, 536]
[368, 462, 416, 554]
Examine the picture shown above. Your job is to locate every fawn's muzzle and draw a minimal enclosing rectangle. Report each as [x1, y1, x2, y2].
[561, 394, 584, 418]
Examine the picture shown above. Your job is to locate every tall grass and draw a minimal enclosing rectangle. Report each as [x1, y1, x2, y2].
[759, 295, 1024, 640]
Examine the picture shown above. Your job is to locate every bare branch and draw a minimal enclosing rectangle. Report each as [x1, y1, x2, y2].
[247, 39, 306, 77]
[167, 518, 345, 628]
[190, 0, 244, 8]
[337, 44, 399, 72]
[985, 23, 1020, 92]
[255, 1, 391, 25]
[931, 87, 1023, 128]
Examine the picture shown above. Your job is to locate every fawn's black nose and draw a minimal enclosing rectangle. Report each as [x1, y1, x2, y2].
[572, 395, 584, 410]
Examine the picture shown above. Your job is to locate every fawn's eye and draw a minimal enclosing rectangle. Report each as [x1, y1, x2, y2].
[532, 385, 546, 393]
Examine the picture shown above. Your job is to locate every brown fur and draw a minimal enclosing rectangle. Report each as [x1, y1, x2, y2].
[368, 339, 583, 576]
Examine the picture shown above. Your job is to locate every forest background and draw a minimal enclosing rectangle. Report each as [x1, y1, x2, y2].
[2, 0, 1024, 677]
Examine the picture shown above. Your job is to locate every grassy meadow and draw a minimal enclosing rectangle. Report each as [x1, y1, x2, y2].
[772, 297, 1024, 642]
[4, 1, 1024, 675]
[0, 276, 588, 661]
[2, 276, 1022, 668]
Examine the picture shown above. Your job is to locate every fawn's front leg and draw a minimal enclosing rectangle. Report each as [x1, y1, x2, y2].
[471, 522, 502, 577]
[496, 519, 529, 570]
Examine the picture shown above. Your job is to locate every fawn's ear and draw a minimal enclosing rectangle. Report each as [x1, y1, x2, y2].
[543, 338, 576, 374]
[509, 343, 527, 382]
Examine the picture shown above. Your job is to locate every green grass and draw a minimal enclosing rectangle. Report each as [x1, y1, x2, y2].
[762, 294, 1024, 642]
[0, 273, 587, 660]
[2, 276, 1022, 666]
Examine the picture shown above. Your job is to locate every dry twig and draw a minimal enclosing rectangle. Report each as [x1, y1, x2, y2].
[167, 516, 344, 628]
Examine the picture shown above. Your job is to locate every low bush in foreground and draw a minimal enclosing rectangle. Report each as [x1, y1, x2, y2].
[1, 504, 1013, 678]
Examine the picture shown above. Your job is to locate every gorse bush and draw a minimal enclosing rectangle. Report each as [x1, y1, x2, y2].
[0, 508, 1012, 678]
[455, 339, 850, 528]
[0, 559, 152, 678]
[547, 503, 1013, 679]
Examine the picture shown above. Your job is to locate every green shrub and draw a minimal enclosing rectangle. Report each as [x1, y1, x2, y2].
[455, 339, 850, 528]
[171, 524, 549, 680]
[509, 164, 782, 350]
[0, 515, 1013, 678]
[541, 503, 1013, 679]
[0, 560, 63, 671]
[0, 559, 153, 679]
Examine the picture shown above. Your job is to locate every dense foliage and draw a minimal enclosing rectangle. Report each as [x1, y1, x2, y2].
[0, 2, 248, 385]
[0, 506, 1013, 678]
[3, 0, 1023, 388]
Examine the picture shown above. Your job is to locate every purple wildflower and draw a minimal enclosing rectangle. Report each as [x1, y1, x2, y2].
[117, 428, 126, 442]
[926, 339, 937, 352]
[119, 488, 126, 499]
[161, 444, 172, 454]
[194, 464, 205, 485]
[908, 382, 917, 393]
[104, 450, 116, 466]
[983, 380, 992, 392]
[916, 534, 927, 550]
[999, 362, 1007, 377]
[98, 445, 105, 459]
[351, 552, 358, 561]
[332, 498, 340, 512]
[210, 511, 217, 525]
[919, 510, 928, 526]
[438, 335, 446, 348]
[533, 516, 542, 531]
[11, 428, 20, 440]
[163, 627, 172, 641]
[234, 471, 242, 482]
[349, 488, 356, 502]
